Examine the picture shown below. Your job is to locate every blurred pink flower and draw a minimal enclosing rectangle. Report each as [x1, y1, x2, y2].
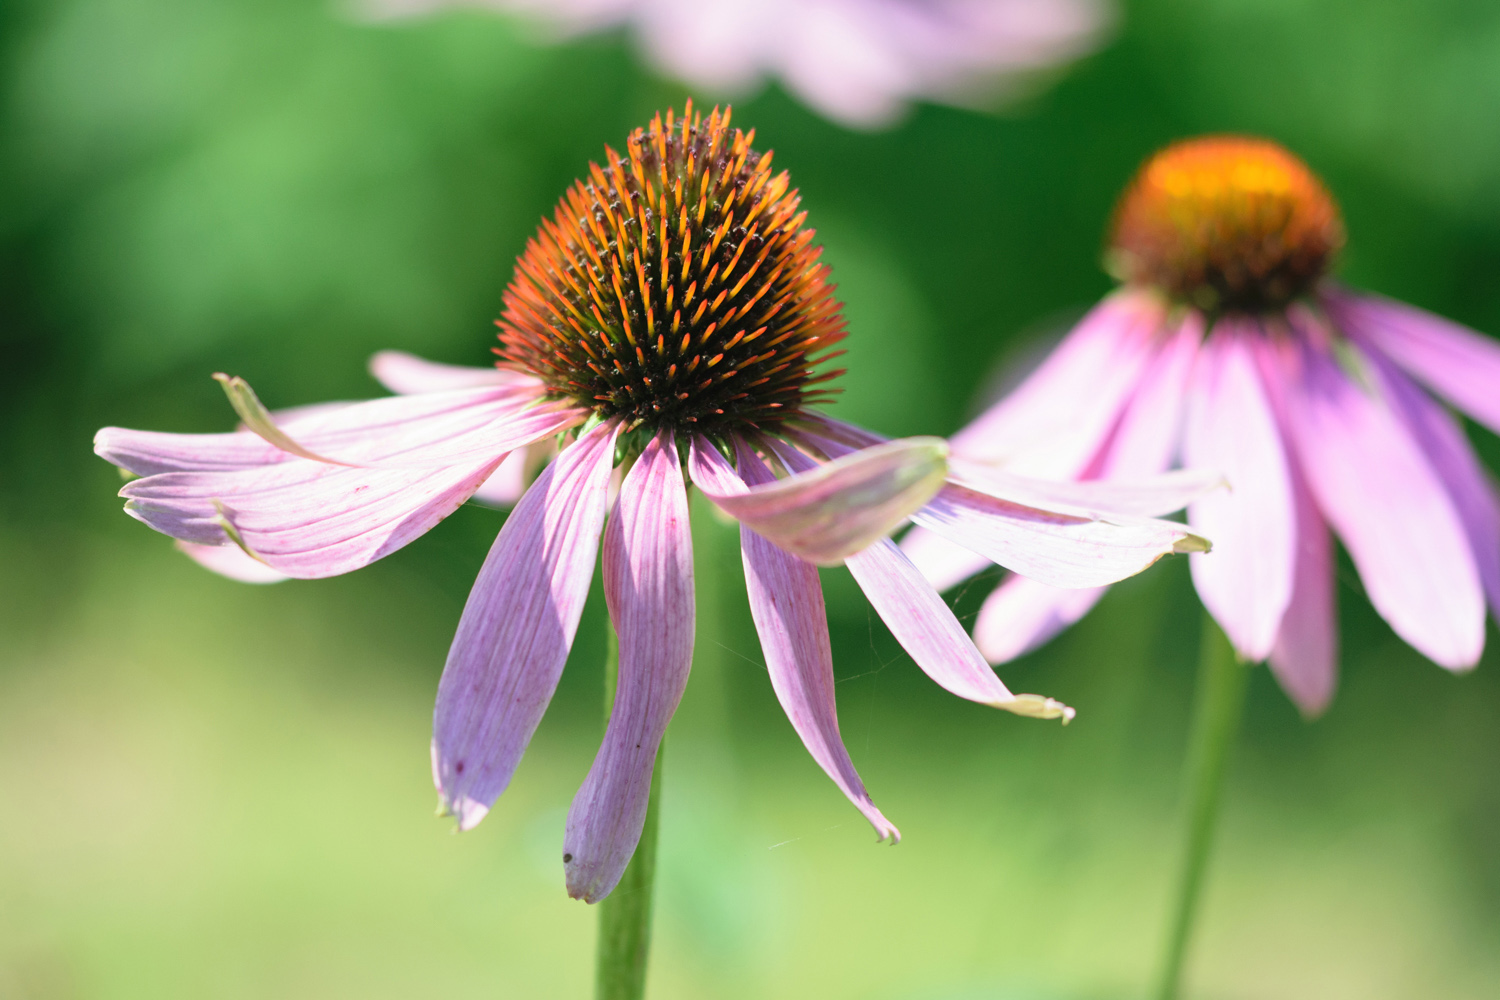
[905, 136, 1500, 716]
[360, 0, 1111, 128]
[96, 106, 1195, 901]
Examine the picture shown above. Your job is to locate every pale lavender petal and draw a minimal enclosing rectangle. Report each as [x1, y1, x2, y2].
[1276, 336, 1485, 670]
[1183, 323, 1296, 661]
[433, 421, 620, 831]
[846, 539, 1073, 720]
[97, 383, 578, 474]
[175, 540, 291, 584]
[948, 290, 1166, 477]
[564, 433, 694, 902]
[949, 461, 1224, 519]
[897, 524, 994, 592]
[1267, 464, 1338, 717]
[1371, 350, 1500, 619]
[687, 435, 948, 566]
[909, 484, 1205, 589]
[368, 349, 536, 394]
[972, 576, 1106, 665]
[1093, 311, 1201, 477]
[123, 457, 506, 577]
[1327, 286, 1500, 435]
[733, 444, 898, 842]
[764, 439, 1070, 718]
[469, 450, 529, 508]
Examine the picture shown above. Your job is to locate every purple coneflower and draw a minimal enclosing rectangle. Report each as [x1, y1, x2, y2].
[905, 136, 1500, 716]
[362, 0, 1110, 129]
[96, 105, 1200, 902]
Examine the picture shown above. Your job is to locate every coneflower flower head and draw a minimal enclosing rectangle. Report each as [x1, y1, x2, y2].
[95, 106, 1209, 902]
[1107, 137, 1345, 314]
[908, 135, 1500, 716]
[500, 105, 844, 435]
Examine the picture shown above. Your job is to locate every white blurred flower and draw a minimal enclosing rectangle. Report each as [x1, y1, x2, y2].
[358, 0, 1113, 128]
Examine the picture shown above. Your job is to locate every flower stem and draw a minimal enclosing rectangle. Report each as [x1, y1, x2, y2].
[595, 619, 662, 1000]
[1153, 612, 1249, 1000]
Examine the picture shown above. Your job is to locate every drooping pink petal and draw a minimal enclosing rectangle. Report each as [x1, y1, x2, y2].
[1267, 463, 1338, 717]
[687, 435, 948, 565]
[731, 443, 898, 842]
[564, 433, 694, 903]
[908, 484, 1205, 589]
[122, 457, 507, 577]
[175, 540, 291, 584]
[948, 289, 1166, 476]
[1370, 350, 1500, 620]
[847, 539, 1074, 720]
[1183, 322, 1296, 661]
[1274, 335, 1485, 670]
[365, 351, 550, 508]
[972, 576, 1106, 664]
[895, 525, 994, 592]
[948, 461, 1224, 519]
[368, 349, 537, 394]
[1326, 286, 1500, 435]
[469, 451, 530, 508]
[432, 422, 620, 831]
[1091, 312, 1202, 477]
[97, 383, 578, 474]
[762, 438, 1073, 720]
[963, 319, 1200, 664]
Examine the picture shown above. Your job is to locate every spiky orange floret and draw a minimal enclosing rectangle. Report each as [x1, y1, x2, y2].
[496, 103, 847, 434]
[1108, 136, 1345, 312]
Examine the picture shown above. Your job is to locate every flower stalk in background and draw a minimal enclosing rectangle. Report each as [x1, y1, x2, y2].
[96, 104, 1202, 996]
[904, 136, 1500, 997]
[360, 0, 1112, 129]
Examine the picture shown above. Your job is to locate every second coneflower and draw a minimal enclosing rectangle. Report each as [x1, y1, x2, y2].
[905, 136, 1500, 716]
[96, 104, 1203, 906]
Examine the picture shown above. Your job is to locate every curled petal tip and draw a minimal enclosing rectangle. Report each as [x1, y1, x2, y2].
[212, 372, 346, 466]
[1005, 694, 1077, 723]
[1174, 532, 1212, 554]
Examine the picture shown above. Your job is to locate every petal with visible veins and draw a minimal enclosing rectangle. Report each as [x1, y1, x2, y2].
[564, 432, 695, 903]
[731, 442, 899, 842]
[688, 436, 948, 565]
[432, 422, 620, 830]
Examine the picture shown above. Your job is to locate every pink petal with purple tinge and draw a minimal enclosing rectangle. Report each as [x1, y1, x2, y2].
[847, 539, 1074, 720]
[949, 290, 1165, 476]
[469, 451, 530, 508]
[909, 484, 1203, 589]
[123, 457, 506, 577]
[564, 433, 694, 903]
[175, 540, 291, 584]
[688, 436, 948, 565]
[949, 461, 1223, 519]
[731, 443, 898, 842]
[896, 525, 994, 592]
[98, 383, 577, 473]
[966, 317, 1199, 664]
[1276, 337, 1484, 670]
[1371, 351, 1500, 620]
[1267, 462, 1338, 717]
[763, 438, 1072, 719]
[432, 422, 620, 831]
[1183, 323, 1295, 661]
[368, 349, 538, 394]
[1327, 286, 1500, 436]
[973, 576, 1105, 664]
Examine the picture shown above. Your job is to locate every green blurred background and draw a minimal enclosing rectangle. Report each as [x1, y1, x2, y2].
[3, 0, 1500, 996]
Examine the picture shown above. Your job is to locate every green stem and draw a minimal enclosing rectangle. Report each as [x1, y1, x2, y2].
[595, 620, 663, 1000]
[1153, 612, 1250, 1000]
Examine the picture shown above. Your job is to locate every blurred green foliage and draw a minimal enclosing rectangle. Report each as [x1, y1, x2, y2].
[2, 0, 1499, 997]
